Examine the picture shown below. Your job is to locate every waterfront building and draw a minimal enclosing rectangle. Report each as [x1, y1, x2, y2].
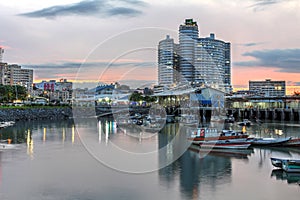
[157, 19, 231, 92]
[249, 79, 286, 97]
[194, 33, 231, 91]
[179, 19, 199, 83]
[158, 35, 180, 87]
[0, 63, 33, 92]
[33, 79, 73, 102]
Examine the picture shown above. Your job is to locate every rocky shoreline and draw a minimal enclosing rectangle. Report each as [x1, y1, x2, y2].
[0, 107, 73, 121]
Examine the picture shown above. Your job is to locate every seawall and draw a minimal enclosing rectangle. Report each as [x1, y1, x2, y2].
[0, 107, 73, 121]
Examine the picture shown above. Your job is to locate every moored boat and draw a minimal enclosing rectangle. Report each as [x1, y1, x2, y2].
[189, 128, 248, 142]
[270, 157, 300, 173]
[281, 138, 300, 147]
[249, 137, 291, 146]
[0, 143, 18, 150]
[271, 157, 283, 168]
[237, 119, 252, 126]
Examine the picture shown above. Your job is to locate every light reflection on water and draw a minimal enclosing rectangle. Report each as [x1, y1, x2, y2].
[0, 119, 299, 200]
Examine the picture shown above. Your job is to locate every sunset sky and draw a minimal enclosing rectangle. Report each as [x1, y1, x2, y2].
[0, 0, 299, 90]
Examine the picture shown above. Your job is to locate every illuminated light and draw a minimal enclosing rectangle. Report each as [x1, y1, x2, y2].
[242, 126, 246, 133]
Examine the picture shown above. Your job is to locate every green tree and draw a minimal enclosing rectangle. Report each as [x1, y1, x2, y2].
[129, 92, 143, 102]
[0, 84, 28, 102]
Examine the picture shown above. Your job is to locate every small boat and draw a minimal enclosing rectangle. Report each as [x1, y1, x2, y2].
[271, 157, 283, 168]
[224, 115, 235, 123]
[271, 157, 300, 173]
[237, 119, 252, 126]
[249, 137, 291, 146]
[0, 143, 18, 150]
[189, 128, 248, 142]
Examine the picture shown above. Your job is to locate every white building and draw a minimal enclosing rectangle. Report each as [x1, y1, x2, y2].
[0, 63, 33, 91]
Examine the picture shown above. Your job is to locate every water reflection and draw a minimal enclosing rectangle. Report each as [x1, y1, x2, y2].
[0, 119, 300, 199]
[271, 169, 300, 186]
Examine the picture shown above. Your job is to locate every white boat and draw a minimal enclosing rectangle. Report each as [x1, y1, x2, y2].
[0, 121, 15, 128]
[237, 119, 251, 126]
[271, 157, 300, 173]
[0, 143, 18, 150]
[249, 137, 291, 146]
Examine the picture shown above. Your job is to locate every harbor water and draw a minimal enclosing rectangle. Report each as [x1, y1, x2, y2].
[0, 119, 300, 200]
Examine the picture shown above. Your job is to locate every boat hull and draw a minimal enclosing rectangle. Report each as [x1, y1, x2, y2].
[195, 140, 251, 150]
[270, 157, 300, 173]
[250, 137, 291, 147]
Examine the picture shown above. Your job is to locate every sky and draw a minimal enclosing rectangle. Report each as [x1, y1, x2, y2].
[0, 0, 299, 90]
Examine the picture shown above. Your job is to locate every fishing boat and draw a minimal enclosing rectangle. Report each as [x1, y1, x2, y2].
[189, 128, 250, 149]
[249, 137, 291, 146]
[271, 157, 300, 172]
[189, 127, 248, 142]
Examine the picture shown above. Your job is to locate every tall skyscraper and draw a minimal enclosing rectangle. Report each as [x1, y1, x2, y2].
[158, 35, 179, 87]
[194, 33, 231, 90]
[157, 19, 231, 92]
[0, 47, 4, 63]
[179, 19, 199, 83]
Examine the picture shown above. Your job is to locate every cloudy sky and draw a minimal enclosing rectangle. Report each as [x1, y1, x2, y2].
[0, 0, 299, 89]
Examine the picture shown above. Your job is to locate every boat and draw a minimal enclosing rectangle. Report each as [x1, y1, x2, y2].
[0, 121, 15, 128]
[189, 128, 250, 149]
[224, 115, 235, 123]
[189, 128, 249, 142]
[271, 157, 283, 168]
[237, 119, 252, 126]
[281, 138, 300, 147]
[271, 157, 300, 173]
[197, 140, 251, 149]
[249, 137, 291, 146]
[180, 114, 198, 126]
[0, 143, 18, 150]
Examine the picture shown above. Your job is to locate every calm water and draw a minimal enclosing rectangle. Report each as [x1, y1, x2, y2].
[0, 119, 300, 200]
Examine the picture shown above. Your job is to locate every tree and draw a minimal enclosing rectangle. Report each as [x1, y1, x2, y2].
[129, 92, 143, 102]
[0, 84, 28, 102]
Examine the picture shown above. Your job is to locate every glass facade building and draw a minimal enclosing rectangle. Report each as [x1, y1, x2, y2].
[157, 19, 231, 92]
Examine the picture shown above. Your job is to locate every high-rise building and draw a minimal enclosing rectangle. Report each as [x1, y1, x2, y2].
[0, 47, 4, 63]
[179, 19, 199, 83]
[0, 64, 33, 91]
[157, 19, 232, 92]
[249, 79, 286, 97]
[194, 33, 231, 90]
[158, 35, 179, 87]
